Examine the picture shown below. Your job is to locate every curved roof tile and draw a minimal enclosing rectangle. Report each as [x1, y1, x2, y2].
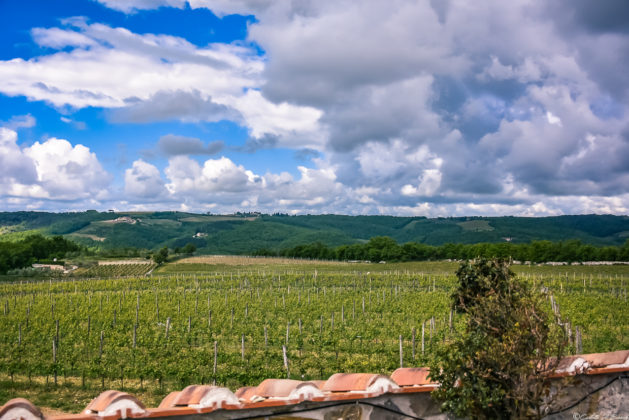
[0, 398, 44, 420]
[391, 367, 434, 386]
[255, 379, 323, 400]
[322, 373, 399, 393]
[84, 391, 145, 417]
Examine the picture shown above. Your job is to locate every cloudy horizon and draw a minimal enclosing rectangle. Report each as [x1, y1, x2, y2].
[1, 0, 628, 217]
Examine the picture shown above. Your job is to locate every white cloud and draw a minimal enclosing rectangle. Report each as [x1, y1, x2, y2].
[95, 0, 186, 13]
[165, 156, 262, 196]
[401, 169, 442, 197]
[0, 20, 322, 149]
[545, 111, 562, 126]
[0, 114, 36, 131]
[0, 128, 38, 191]
[0, 21, 261, 108]
[0, 128, 111, 202]
[357, 141, 440, 181]
[23, 138, 111, 200]
[124, 160, 167, 198]
[123, 155, 349, 212]
[225, 89, 324, 149]
[31, 27, 97, 49]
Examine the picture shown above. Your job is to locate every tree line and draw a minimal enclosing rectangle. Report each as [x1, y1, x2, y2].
[0, 234, 81, 274]
[253, 236, 629, 263]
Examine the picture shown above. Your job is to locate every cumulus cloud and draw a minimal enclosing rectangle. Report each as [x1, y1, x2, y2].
[225, 89, 324, 149]
[0, 128, 38, 189]
[165, 156, 262, 196]
[23, 139, 111, 200]
[401, 170, 443, 197]
[124, 159, 167, 198]
[0, 128, 111, 202]
[115, 150, 629, 217]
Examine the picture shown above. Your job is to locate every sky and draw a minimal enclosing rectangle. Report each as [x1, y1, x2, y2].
[0, 0, 628, 217]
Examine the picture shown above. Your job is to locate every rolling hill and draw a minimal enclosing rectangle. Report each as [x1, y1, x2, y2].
[0, 211, 628, 254]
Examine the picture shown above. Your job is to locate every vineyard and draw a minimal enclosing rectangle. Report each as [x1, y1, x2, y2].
[0, 261, 628, 412]
[75, 263, 156, 278]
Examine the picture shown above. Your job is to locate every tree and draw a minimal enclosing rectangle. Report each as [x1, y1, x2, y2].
[152, 246, 169, 264]
[182, 243, 196, 255]
[430, 259, 566, 419]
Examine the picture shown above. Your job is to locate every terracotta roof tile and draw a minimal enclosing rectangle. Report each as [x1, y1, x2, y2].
[582, 350, 629, 368]
[552, 350, 629, 376]
[234, 387, 263, 404]
[180, 386, 239, 409]
[171, 386, 212, 406]
[84, 391, 146, 417]
[322, 373, 399, 393]
[555, 355, 589, 374]
[310, 380, 326, 390]
[157, 392, 179, 409]
[391, 367, 434, 386]
[255, 379, 324, 400]
[0, 398, 44, 420]
[145, 407, 198, 418]
[234, 387, 256, 400]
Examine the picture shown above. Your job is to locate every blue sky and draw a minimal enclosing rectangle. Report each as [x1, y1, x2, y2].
[1, 0, 628, 216]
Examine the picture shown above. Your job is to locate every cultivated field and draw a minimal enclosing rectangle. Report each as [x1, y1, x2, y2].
[173, 254, 348, 266]
[0, 259, 627, 412]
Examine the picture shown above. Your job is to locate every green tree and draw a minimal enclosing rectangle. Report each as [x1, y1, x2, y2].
[182, 243, 197, 255]
[152, 246, 169, 264]
[430, 259, 566, 419]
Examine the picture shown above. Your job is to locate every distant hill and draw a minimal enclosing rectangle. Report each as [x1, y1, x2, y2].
[0, 211, 628, 253]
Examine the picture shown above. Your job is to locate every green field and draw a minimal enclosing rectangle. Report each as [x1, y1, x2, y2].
[0, 260, 627, 413]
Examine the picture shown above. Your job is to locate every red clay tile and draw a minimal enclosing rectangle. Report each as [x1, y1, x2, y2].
[234, 387, 261, 403]
[84, 391, 145, 417]
[172, 386, 212, 406]
[395, 384, 439, 393]
[235, 399, 293, 409]
[45, 414, 93, 420]
[145, 407, 199, 418]
[255, 379, 323, 400]
[153, 385, 239, 409]
[0, 398, 44, 420]
[310, 380, 326, 390]
[180, 387, 239, 409]
[391, 367, 434, 386]
[156, 392, 179, 409]
[582, 350, 629, 368]
[555, 355, 588, 374]
[588, 366, 629, 376]
[322, 373, 399, 393]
